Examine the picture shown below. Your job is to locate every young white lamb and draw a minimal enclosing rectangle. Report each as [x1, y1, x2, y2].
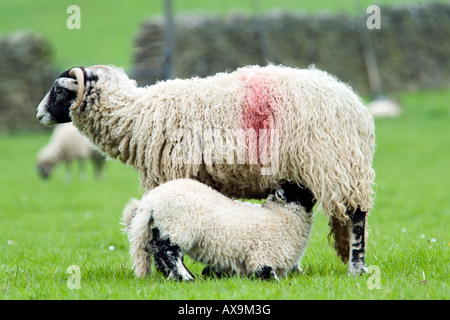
[121, 179, 315, 281]
[36, 123, 105, 180]
[37, 64, 375, 275]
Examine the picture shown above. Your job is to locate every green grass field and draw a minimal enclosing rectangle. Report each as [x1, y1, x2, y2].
[0, 0, 448, 301]
[0, 0, 446, 69]
[0, 90, 448, 300]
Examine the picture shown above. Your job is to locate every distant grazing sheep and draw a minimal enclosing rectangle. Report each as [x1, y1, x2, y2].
[36, 123, 105, 180]
[36, 64, 375, 275]
[367, 96, 401, 118]
[121, 179, 315, 280]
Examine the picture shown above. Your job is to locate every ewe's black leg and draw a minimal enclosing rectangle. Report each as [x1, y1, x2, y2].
[347, 207, 368, 276]
[150, 227, 194, 281]
[254, 266, 279, 281]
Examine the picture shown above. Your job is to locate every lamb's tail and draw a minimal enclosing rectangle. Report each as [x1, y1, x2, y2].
[122, 198, 154, 277]
[121, 198, 140, 234]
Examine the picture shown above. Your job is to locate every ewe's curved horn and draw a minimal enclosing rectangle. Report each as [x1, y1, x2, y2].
[68, 68, 85, 111]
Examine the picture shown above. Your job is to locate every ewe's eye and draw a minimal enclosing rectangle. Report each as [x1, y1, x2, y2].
[56, 88, 63, 93]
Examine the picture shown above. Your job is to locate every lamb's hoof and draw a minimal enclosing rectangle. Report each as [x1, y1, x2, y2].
[290, 263, 304, 274]
[168, 270, 195, 282]
[254, 266, 279, 281]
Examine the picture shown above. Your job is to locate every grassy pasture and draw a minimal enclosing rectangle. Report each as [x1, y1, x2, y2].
[0, 0, 446, 69]
[0, 0, 448, 301]
[0, 90, 448, 300]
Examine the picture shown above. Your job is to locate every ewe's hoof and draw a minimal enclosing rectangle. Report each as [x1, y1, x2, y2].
[347, 264, 368, 276]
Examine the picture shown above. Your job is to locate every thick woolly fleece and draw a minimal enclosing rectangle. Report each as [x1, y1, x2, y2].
[70, 64, 375, 225]
[122, 179, 314, 278]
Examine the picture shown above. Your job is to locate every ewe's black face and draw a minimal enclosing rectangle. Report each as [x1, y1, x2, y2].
[36, 68, 81, 127]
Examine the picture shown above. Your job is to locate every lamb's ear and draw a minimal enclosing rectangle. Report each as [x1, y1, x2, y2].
[57, 78, 79, 92]
[275, 189, 286, 202]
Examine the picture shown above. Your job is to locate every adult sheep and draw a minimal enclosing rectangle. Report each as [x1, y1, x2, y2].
[36, 64, 375, 275]
[122, 179, 315, 281]
[36, 123, 105, 180]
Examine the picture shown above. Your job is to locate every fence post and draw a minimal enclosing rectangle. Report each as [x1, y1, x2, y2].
[162, 0, 175, 80]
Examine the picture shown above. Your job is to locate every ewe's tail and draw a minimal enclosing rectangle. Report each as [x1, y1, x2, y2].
[121, 198, 154, 277]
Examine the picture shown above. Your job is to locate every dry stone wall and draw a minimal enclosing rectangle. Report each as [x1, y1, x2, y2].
[132, 2, 450, 95]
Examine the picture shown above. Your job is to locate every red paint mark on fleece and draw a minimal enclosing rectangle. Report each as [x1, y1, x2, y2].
[240, 70, 280, 163]
[240, 70, 276, 133]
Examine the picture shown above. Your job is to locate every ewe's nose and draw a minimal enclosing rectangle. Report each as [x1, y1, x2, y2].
[36, 109, 46, 122]
[36, 111, 43, 121]
[36, 92, 50, 121]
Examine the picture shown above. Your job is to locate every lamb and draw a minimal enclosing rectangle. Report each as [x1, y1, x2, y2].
[121, 179, 315, 280]
[36, 123, 105, 180]
[36, 64, 375, 275]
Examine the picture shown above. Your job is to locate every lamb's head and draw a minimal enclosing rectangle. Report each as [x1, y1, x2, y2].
[267, 182, 316, 212]
[36, 65, 111, 127]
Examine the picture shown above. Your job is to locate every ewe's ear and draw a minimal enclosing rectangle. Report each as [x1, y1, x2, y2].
[57, 78, 79, 92]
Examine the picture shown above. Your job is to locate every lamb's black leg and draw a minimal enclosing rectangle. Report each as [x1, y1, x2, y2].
[150, 227, 194, 281]
[347, 207, 368, 276]
[150, 227, 170, 277]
